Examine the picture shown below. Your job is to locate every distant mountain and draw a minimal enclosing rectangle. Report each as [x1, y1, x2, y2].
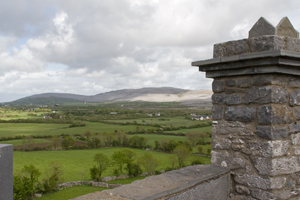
[8, 87, 212, 105]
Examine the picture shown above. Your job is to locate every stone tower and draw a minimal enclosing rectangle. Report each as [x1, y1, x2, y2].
[193, 17, 300, 199]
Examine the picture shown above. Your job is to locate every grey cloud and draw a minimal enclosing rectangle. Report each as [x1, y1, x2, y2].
[1, 0, 300, 102]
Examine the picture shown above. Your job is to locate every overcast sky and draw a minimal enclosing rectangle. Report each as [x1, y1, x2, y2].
[1, 0, 300, 102]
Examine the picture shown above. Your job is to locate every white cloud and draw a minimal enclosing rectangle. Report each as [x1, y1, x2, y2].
[0, 0, 300, 102]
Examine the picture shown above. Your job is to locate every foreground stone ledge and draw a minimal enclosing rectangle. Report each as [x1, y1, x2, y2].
[0, 144, 13, 200]
[71, 165, 230, 200]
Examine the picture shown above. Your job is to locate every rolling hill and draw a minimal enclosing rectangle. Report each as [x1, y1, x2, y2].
[7, 87, 212, 106]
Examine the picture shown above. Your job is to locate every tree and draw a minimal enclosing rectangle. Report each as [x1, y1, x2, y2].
[82, 129, 92, 139]
[140, 152, 159, 174]
[102, 133, 115, 146]
[199, 132, 208, 145]
[154, 140, 160, 150]
[61, 136, 76, 149]
[22, 136, 35, 151]
[87, 137, 101, 148]
[197, 145, 203, 154]
[169, 156, 177, 169]
[207, 148, 212, 155]
[122, 148, 136, 164]
[173, 145, 191, 168]
[51, 136, 61, 150]
[186, 132, 200, 146]
[42, 162, 63, 193]
[125, 162, 142, 177]
[13, 164, 41, 200]
[138, 137, 148, 149]
[90, 153, 110, 181]
[112, 150, 127, 175]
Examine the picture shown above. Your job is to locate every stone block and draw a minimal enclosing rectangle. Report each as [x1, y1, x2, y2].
[295, 107, 300, 119]
[289, 123, 300, 133]
[212, 80, 225, 93]
[249, 140, 289, 157]
[257, 105, 293, 124]
[212, 106, 223, 120]
[244, 86, 287, 104]
[226, 39, 249, 56]
[249, 35, 285, 53]
[213, 42, 227, 58]
[212, 121, 253, 136]
[235, 185, 250, 195]
[286, 37, 300, 52]
[225, 94, 241, 105]
[288, 79, 300, 88]
[226, 80, 236, 86]
[294, 146, 300, 155]
[234, 174, 286, 190]
[254, 156, 300, 176]
[211, 151, 245, 169]
[236, 79, 251, 88]
[290, 90, 300, 106]
[255, 126, 288, 140]
[252, 75, 282, 86]
[251, 188, 293, 200]
[212, 93, 226, 104]
[225, 107, 255, 122]
[250, 189, 273, 200]
[212, 135, 231, 150]
[225, 88, 244, 94]
[291, 133, 300, 145]
[249, 17, 276, 38]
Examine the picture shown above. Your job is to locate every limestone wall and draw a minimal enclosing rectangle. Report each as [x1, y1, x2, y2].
[71, 165, 230, 200]
[211, 74, 300, 199]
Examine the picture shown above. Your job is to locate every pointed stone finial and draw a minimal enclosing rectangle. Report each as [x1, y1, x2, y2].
[276, 17, 299, 38]
[249, 17, 276, 38]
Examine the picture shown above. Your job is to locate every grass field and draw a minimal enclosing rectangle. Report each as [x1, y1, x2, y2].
[0, 122, 155, 138]
[129, 134, 187, 147]
[0, 111, 50, 120]
[34, 185, 106, 200]
[104, 116, 210, 127]
[164, 126, 212, 134]
[0, 139, 51, 146]
[14, 147, 211, 182]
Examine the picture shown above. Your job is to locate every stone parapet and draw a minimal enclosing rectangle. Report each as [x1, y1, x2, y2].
[71, 165, 230, 200]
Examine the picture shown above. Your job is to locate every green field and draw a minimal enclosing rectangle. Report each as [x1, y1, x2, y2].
[14, 147, 210, 182]
[164, 126, 212, 134]
[0, 122, 154, 138]
[0, 111, 51, 120]
[1, 139, 51, 146]
[104, 116, 210, 127]
[130, 134, 187, 147]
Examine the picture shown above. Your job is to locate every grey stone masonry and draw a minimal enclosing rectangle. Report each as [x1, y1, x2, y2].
[192, 17, 300, 199]
[71, 165, 230, 200]
[0, 144, 13, 200]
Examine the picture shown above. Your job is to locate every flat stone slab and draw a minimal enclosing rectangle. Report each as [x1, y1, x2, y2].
[71, 165, 229, 200]
[70, 191, 128, 200]
[192, 49, 300, 78]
